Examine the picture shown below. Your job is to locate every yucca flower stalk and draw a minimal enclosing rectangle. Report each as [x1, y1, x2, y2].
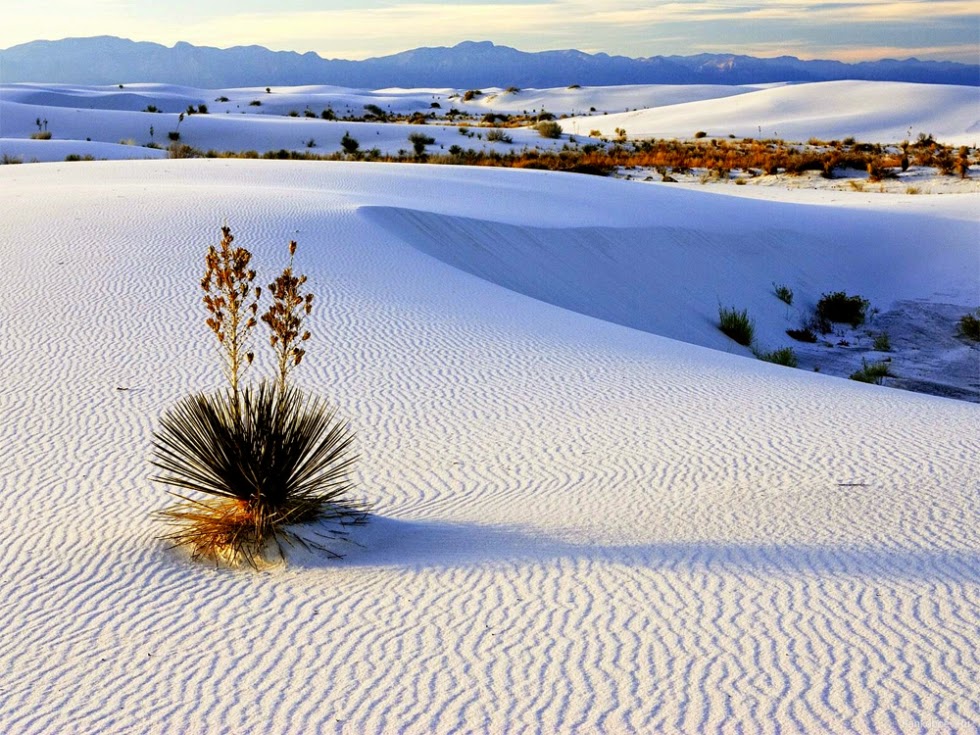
[202, 225, 260, 402]
[262, 240, 313, 393]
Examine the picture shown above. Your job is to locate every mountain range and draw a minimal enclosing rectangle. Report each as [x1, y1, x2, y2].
[1, 36, 977, 88]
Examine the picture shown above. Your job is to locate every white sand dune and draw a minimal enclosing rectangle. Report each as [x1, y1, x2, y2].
[0, 159, 977, 733]
[569, 80, 980, 145]
[3, 80, 977, 165]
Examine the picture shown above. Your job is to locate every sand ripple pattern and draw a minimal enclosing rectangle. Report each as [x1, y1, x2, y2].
[0, 161, 976, 734]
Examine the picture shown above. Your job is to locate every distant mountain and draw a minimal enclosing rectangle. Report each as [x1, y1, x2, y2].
[1, 37, 976, 88]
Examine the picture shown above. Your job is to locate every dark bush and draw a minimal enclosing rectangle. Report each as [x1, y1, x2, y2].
[816, 291, 870, 329]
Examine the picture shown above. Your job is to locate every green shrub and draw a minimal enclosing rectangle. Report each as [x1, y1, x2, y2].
[958, 310, 980, 341]
[340, 131, 360, 155]
[719, 306, 754, 346]
[772, 282, 793, 305]
[408, 132, 435, 156]
[536, 121, 563, 139]
[816, 291, 870, 329]
[30, 131, 52, 140]
[850, 359, 892, 385]
[756, 347, 798, 367]
[872, 332, 891, 351]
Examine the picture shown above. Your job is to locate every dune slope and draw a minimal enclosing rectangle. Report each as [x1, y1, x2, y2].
[0, 160, 977, 734]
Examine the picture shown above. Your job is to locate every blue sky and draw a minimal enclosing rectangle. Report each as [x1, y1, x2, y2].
[4, 1, 978, 62]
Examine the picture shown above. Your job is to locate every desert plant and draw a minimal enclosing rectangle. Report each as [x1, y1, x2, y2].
[486, 129, 513, 144]
[958, 310, 980, 341]
[756, 347, 798, 367]
[772, 282, 794, 305]
[1, 154, 24, 164]
[153, 227, 366, 567]
[536, 121, 563, 139]
[694, 131, 707, 139]
[262, 240, 313, 393]
[340, 131, 360, 155]
[786, 327, 817, 343]
[872, 332, 892, 351]
[202, 226, 260, 402]
[168, 131, 181, 141]
[408, 132, 435, 156]
[462, 89, 482, 102]
[850, 359, 892, 385]
[718, 306, 754, 346]
[816, 291, 870, 329]
[30, 131, 53, 140]
[152, 382, 365, 566]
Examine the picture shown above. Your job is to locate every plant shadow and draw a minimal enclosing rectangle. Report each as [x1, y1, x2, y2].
[289, 515, 979, 582]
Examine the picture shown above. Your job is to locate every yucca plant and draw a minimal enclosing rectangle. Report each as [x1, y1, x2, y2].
[152, 227, 366, 567]
[152, 383, 365, 566]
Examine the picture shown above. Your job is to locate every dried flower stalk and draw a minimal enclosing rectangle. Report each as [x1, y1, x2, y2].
[201, 226, 260, 400]
[262, 240, 313, 393]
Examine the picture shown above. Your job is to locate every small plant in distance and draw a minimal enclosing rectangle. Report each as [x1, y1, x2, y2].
[152, 227, 366, 567]
[850, 359, 892, 385]
[786, 327, 817, 343]
[872, 332, 892, 352]
[718, 306, 754, 346]
[756, 347, 798, 367]
[958, 309, 980, 341]
[340, 131, 360, 156]
[772, 282, 793, 305]
[816, 291, 870, 330]
[536, 121, 563, 139]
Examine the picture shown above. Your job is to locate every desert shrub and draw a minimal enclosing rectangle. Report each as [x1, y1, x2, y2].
[816, 291, 870, 329]
[152, 383, 365, 566]
[958, 310, 980, 341]
[462, 89, 482, 102]
[167, 131, 180, 141]
[321, 108, 336, 120]
[536, 121, 563, 139]
[363, 104, 387, 121]
[340, 131, 360, 155]
[64, 154, 95, 162]
[167, 142, 201, 159]
[772, 282, 793, 305]
[718, 306, 754, 346]
[288, 110, 299, 117]
[756, 347, 798, 367]
[144, 105, 159, 113]
[1, 154, 23, 165]
[408, 132, 435, 156]
[850, 359, 892, 385]
[872, 332, 892, 351]
[216, 96, 230, 102]
[249, 100, 262, 106]
[197, 104, 208, 114]
[694, 131, 707, 139]
[30, 131, 52, 140]
[304, 110, 317, 118]
[786, 327, 817, 343]
[486, 129, 513, 144]
[152, 227, 366, 567]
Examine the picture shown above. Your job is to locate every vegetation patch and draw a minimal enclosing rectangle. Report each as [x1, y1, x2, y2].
[756, 347, 798, 367]
[816, 291, 870, 329]
[849, 359, 892, 385]
[718, 306, 754, 346]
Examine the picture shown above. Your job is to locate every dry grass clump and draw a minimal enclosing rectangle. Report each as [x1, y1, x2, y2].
[152, 226, 366, 567]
